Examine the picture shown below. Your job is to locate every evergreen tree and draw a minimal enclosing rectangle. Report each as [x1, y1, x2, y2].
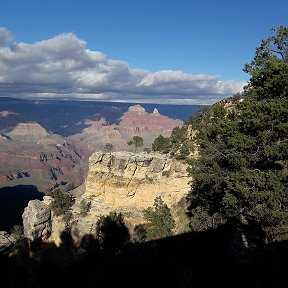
[187, 26, 288, 235]
[243, 26, 288, 99]
[152, 134, 171, 153]
[127, 136, 144, 152]
[143, 196, 175, 239]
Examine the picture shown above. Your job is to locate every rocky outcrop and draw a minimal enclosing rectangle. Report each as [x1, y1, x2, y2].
[22, 196, 52, 241]
[128, 104, 146, 113]
[82, 151, 190, 226]
[20, 152, 191, 244]
[85, 151, 190, 207]
[152, 108, 159, 114]
[63, 151, 190, 240]
[0, 110, 18, 117]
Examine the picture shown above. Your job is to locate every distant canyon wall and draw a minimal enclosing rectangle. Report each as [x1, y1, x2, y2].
[0, 105, 183, 189]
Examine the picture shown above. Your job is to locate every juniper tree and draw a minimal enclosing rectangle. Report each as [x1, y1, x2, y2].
[143, 196, 175, 239]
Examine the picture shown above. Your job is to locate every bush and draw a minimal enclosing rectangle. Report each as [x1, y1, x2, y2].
[66, 183, 75, 192]
[62, 211, 73, 223]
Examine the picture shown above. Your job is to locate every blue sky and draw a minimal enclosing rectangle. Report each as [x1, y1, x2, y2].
[0, 0, 287, 104]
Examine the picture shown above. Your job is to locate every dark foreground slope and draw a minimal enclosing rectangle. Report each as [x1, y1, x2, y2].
[1, 220, 287, 288]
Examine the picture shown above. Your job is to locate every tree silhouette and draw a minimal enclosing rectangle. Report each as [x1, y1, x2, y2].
[95, 212, 130, 252]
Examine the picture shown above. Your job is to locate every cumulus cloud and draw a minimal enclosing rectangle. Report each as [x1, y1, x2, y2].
[0, 27, 245, 105]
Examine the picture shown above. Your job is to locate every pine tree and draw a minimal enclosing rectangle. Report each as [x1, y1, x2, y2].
[187, 26, 288, 235]
[143, 196, 175, 239]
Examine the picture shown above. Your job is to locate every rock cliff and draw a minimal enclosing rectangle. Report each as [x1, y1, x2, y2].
[22, 151, 191, 244]
[0, 231, 15, 254]
[0, 106, 183, 191]
[70, 151, 190, 238]
[85, 151, 190, 211]
[118, 105, 183, 135]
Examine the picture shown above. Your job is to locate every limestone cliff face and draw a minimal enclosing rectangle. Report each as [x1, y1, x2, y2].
[21, 152, 191, 244]
[84, 151, 190, 213]
[65, 151, 191, 237]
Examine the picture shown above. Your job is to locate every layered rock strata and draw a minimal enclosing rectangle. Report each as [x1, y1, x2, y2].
[7, 122, 50, 142]
[71, 151, 190, 236]
[22, 152, 191, 244]
[0, 130, 87, 190]
[85, 151, 190, 211]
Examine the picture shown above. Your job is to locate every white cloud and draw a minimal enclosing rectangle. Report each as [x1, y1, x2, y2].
[0, 27, 245, 105]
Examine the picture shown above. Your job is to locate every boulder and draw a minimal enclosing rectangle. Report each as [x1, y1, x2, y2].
[22, 198, 52, 241]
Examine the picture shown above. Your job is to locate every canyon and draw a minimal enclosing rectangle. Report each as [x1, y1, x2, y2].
[0, 104, 184, 192]
[0, 100, 192, 247]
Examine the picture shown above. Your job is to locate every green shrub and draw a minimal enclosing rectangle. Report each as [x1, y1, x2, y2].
[62, 211, 73, 223]
[127, 136, 144, 152]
